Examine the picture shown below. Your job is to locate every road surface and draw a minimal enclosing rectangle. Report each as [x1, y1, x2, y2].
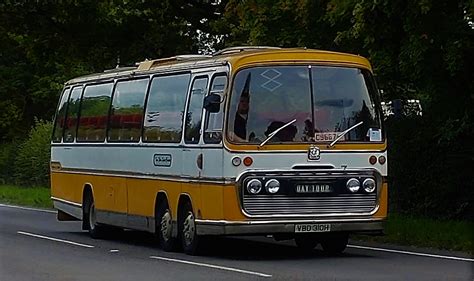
[0, 204, 472, 281]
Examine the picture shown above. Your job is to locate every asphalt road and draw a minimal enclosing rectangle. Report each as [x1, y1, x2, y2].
[0, 204, 472, 281]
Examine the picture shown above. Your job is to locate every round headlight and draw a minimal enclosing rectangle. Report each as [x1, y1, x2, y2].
[247, 179, 262, 194]
[265, 179, 280, 194]
[363, 178, 376, 193]
[346, 178, 360, 193]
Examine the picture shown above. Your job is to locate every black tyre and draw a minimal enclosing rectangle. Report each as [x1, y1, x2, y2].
[156, 201, 176, 252]
[320, 233, 348, 255]
[84, 197, 108, 239]
[295, 234, 319, 252]
[180, 201, 201, 255]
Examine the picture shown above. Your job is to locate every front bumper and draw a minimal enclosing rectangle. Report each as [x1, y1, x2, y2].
[195, 218, 384, 235]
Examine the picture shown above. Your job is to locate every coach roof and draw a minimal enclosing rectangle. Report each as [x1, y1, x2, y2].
[65, 47, 372, 85]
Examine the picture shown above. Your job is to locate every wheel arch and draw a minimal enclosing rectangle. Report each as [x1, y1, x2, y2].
[177, 193, 194, 222]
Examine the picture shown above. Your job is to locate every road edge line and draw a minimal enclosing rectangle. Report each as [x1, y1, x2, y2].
[348, 244, 473, 262]
[0, 203, 55, 213]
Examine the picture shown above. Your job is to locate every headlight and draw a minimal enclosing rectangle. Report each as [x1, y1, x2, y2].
[346, 178, 360, 193]
[363, 178, 376, 193]
[247, 179, 262, 194]
[265, 179, 280, 194]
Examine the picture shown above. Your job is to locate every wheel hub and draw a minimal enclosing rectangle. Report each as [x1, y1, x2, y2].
[183, 212, 195, 246]
[160, 210, 172, 242]
[89, 202, 96, 230]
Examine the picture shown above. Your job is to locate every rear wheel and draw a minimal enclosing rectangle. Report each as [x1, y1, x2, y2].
[320, 233, 348, 255]
[180, 202, 201, 255]
[156, 201, 176, 251]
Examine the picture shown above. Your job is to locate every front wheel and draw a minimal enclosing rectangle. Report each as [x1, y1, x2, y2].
[180, 202, 201, 255]
[320, 233, 349, 255]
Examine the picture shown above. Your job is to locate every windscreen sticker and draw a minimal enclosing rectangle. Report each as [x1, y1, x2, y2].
[367, 128, 382, 142]
[260, 69, 282, 92]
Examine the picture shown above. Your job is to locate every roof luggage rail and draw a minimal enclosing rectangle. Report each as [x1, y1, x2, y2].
[103, 66, 136, 73]
[212, 46, 281, 56]
[137, 54, 212, 71]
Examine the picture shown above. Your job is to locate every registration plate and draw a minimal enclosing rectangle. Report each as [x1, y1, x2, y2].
[295, 224, 331, 233]
[295, 184, 332, 193]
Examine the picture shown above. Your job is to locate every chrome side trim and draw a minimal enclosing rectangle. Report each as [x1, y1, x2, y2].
[95, 210, 155, 233]
[196, 217, 383, 225]
[51, 196, 82, 207]
[52, 168, 234, 185]
[52, 198, 82, 220]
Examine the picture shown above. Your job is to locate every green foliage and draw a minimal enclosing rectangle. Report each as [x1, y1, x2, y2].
[356, 213, 474, 253]
[387, 116, 474, 220]
[0, 1, 221, 141]
[13, 120, 53, 187]
[0, 142, 19, 184]
[0, 185, 52, 209]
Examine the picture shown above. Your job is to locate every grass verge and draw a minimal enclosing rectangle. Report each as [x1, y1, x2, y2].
[355, 213, 473, 254]
[0, 185, 52, 208]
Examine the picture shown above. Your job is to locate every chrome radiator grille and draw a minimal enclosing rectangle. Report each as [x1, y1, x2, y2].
[243, 194, 377, 216]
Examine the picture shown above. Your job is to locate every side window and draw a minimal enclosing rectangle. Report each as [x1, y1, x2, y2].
[108, 78, 148, 142]
[204, 74, 227, 143]
[77, 83, 113, 142]
[63, 87, 83, 143]
[143, 73, 190, 143]
[52, 88, 71, 143]
[184, 77, 208, 144]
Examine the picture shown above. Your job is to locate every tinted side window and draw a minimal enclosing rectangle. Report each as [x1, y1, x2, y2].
[52, 88, 71, 143]
[108, 79, 148, 142]
[77, 83, 113, 142]
[204, 74, 227, 143]
[143, 73, 190, 143]
[63, 87, 83, 143]
[185, 77, 208, 144]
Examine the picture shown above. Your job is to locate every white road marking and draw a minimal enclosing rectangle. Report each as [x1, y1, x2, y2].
[150, 255, 272, 278]
[348, 244, 474, 262]
[17, 231, 95, 248]
[0, 203, 55, 213]
[110, 249, 119, 253]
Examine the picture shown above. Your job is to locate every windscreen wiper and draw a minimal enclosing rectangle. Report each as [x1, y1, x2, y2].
[328, 121, 364, 148]
[259, 119, 297, 147]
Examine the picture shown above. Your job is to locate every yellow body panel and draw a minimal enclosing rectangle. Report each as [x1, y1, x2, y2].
[51, 171, 229, 220]
[52, 171, 388, 222]
[227, 50, 372, 73]
[224, 141, 387, 152]
[373, 182, 388, 219]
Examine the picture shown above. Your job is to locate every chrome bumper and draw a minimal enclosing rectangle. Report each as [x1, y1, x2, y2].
[195, 218, 384, 235]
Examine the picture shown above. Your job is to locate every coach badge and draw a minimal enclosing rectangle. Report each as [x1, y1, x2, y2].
[308, 145, 321, 161]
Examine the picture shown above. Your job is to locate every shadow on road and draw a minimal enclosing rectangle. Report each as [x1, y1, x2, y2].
[63, 229, 371, 261]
